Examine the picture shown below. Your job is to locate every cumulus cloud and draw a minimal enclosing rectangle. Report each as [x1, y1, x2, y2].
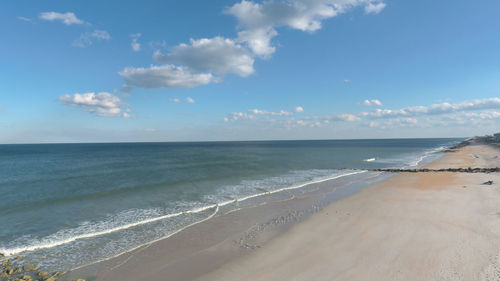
[73, 30, 111, 48]
[39, 12, 84, 25]
[124, 0, 385, 90]
[131, 33, 141, 51]
[362, 99, 383, 106]
[154, 37, 255, 77]
[124, 37, 254, 90]
[294, 106, 304, 113]
[59, 92, 130, 118]
[120, 65, 217, 89]
[186, 97, 195, 103]
[226, 0, 387, 57]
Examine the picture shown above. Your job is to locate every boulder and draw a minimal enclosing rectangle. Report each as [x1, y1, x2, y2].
[38, 271, 50, 280]
[23, 264, 40, 271]
[6, 267, 14, 275]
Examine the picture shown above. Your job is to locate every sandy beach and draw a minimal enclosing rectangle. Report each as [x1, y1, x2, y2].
[68, 143, 500, 281]
[195, 144, 500, 281]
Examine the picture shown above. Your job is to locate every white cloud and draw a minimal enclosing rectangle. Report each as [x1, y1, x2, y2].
[39, 12, 84, 25]
[343, 79, 352, 83]
[365, 2, 387, 14]
[362, 99, 383, 106]
[149, 40, 167, 49]
[59, 92, 130, 118]
[120, 65, 218, 89]
[223, 97, 500, 132]
[338, 113, 361, 121]
[154, 37, 254, 77]
[248, 109, 293, 116]
[224, 112, 257, 121]
[226, 0, 387, 57]
[169, 97, 196, 104]
[131, 33, 141, 52]
[225, 107, 304, 122]
[124, 0, 385, 90]
[73, 30, 111, 48]
[18, 16, 33, 22]
[362, 98, 500, 118]
[464, 111, 500, 120]
[236, 27, 278, 58]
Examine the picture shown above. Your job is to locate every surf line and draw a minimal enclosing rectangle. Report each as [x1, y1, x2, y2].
[0, 170, 366, 257]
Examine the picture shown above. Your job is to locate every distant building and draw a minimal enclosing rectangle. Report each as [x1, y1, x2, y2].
[494, 133, 500, 142]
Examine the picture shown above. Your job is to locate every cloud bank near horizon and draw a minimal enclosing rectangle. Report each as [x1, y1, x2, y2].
[224, 98, 500, 130]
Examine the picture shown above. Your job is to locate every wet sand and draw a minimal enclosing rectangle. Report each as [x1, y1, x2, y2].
[70, 144, 500, 281]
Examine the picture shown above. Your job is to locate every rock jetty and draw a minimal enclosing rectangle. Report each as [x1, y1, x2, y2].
[368, 167, 500, 173]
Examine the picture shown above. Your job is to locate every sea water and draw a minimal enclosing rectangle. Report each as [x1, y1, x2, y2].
[0, 138, 461, 271]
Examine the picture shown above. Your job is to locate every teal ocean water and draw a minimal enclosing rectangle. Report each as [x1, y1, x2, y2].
[0, 139, 461, 271]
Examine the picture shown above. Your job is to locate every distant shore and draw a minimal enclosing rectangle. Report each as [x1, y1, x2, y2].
[64, 142, 500, 281]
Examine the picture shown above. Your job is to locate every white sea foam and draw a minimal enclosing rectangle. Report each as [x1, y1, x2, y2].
[0, 170, 366, 257]
[0, 206, 215, 257]
[364, 158, 376, 162]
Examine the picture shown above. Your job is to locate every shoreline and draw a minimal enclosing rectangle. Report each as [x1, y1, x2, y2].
[65, 169, 391, 281]
[195, 144, 500, 281]
[66, 143, 500, 281]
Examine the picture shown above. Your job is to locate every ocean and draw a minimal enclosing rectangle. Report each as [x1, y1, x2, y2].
[0, 138, 461, 271]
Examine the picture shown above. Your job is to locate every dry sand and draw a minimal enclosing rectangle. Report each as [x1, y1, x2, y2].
[194, 144, 500, 281]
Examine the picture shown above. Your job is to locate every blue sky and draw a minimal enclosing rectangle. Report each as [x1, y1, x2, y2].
[1, 0, 500, 143]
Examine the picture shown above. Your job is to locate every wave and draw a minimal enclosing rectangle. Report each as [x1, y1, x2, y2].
[364, 158, 376, 162]
[0, 170, 365, 257]
[407, 145, 448, 168]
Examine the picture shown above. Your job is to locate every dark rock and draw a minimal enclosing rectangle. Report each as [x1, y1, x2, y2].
[482, 180, 493, 185]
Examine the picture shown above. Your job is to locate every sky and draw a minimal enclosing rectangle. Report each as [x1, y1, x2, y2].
[1, 0, 500, 143]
